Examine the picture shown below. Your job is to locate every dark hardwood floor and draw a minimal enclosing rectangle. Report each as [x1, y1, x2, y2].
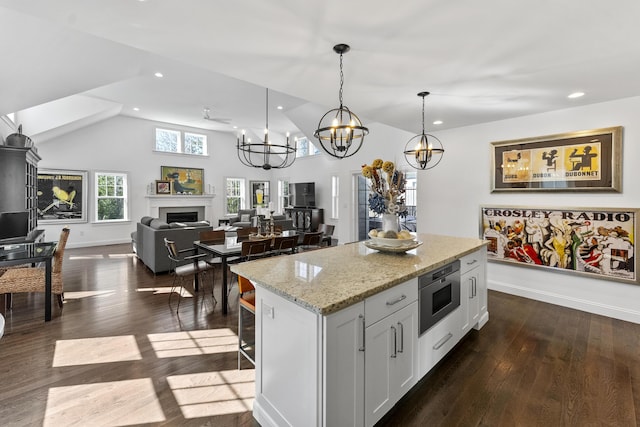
[0, 244, 638, 426]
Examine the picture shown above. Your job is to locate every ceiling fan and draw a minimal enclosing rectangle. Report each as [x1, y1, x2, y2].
[202, 107, 231, 124]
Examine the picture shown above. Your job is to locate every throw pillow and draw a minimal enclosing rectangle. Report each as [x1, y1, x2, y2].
[240, 214, 251, 222]
[140, 216, 154, 226]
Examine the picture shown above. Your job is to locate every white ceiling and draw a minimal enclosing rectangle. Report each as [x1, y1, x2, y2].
[2, 0, 640, 141]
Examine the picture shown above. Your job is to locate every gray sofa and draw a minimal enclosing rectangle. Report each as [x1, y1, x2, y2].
[227, 210, 294, 231]
[134, 216, 213, 274]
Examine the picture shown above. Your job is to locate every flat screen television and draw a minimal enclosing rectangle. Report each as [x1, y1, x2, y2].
[289, 182, 316, 208]
[0, 211, 29, 240]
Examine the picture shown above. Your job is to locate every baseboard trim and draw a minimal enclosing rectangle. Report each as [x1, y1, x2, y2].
[489, 279, 640, 325]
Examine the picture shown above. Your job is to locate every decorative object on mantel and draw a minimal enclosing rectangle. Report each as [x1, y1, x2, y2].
[314, 43, 369, 159]
[361, 159, 407, 235]
[160, 166, 204, 195]
[236, 88, 296, 170]
[481, 205, 639, 285]
[155, 180, 171, 195]
[403, 91, 445, 170]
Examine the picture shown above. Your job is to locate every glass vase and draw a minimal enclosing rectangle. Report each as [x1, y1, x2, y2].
[382, 213, 399, 233]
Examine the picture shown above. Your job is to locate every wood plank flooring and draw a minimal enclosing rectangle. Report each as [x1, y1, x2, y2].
[0, 244, 638, 426]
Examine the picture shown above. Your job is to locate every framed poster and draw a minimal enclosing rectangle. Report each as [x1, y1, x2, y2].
[160, 166, 204, 195]
[481, 205, 638, 285]
[37, 169, 88, 223]
[250, 180, 270, 208]
[155, 180, 171, 195]
[490, 126, 622, 192]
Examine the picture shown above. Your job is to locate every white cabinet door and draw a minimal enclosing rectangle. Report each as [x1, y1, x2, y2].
[364, 312, 394, 426]
[365, 301, 419, 427]
[474, 250, 488, 330]
[391, 301, 419, 398]
[324, 302, 365, 427]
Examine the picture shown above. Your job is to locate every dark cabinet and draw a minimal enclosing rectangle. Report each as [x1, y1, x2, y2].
[0, 145, 41, 235]
[285, 208, 324, 232]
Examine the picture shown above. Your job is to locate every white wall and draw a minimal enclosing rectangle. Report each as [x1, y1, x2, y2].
[35, 115, 271, 247]
[417, 96, 640, 324]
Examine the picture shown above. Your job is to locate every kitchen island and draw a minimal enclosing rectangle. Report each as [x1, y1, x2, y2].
[231, 233, 488, 427]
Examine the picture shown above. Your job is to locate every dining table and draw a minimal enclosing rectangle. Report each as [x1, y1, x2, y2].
[194, 230, 301, 314]
[0, 241, 58, 321]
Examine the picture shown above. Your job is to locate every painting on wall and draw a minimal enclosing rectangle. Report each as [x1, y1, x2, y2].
[490, 126, 622, 192]
[37, 169, 88, 223]
[250, 180, 270, 208]
[480, 205, 638, 285]
[160, 166, 204, 195]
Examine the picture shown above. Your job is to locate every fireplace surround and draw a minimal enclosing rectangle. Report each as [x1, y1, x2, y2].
[145, 195, 215, 223]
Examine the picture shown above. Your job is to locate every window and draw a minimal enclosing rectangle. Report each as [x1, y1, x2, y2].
[155, 128, 180, 153]
[95, 172, 128, 222]
[296, 136, 320, 158]
[155, 128, 208, 156]
[331, 175, 339, 219]
[184, 132, 207, 155]
[278, 179, 290, 212]
[225, 178, 245, 215]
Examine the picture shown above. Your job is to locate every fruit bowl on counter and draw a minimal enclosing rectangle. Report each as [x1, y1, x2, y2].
[367, 229, 417, 248]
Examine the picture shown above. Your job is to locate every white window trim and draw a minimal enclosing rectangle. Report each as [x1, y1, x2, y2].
[94, 171, 130, 223]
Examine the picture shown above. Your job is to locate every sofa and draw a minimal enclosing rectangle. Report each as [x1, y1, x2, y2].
[133, 216, 213, 274]
[227, 210, 294, 231]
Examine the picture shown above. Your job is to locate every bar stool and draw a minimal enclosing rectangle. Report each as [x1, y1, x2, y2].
[238, 275, 256, 369]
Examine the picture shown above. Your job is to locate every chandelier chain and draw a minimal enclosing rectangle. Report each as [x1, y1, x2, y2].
[338, 52, 344, 107]
[421, 95, 426, 134]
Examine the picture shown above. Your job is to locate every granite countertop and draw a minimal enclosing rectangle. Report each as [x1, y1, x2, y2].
[230, 233, 487, 315]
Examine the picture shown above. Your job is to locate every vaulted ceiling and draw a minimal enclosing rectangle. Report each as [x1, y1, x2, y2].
[2, 0, 640, 143]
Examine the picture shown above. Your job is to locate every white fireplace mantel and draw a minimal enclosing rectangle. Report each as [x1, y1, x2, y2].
[145, 194, 215, 222]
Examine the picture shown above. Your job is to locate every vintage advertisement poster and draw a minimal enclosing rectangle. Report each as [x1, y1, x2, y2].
[501, 141, 601, 183]
[491, 126, 622, 192]
[481, 206, 637, 284]
[37, 169, 88, 223]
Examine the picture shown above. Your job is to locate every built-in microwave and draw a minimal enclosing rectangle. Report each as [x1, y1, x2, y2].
[418, 260, 461, 335]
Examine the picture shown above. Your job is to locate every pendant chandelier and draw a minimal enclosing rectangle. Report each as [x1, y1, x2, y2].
[314, 44, 369, 159]
[237, 88, 296, 170]
[403, 92, 444, 170]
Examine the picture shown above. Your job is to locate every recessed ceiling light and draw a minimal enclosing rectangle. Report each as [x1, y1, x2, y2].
[568, 92, 585, 99]
[233, 126, 238, 129]
[277, 105, 283, 110]
[133, 107, 140, 111]
[154, 72, 163, 78]
[433, 120, 443, 125]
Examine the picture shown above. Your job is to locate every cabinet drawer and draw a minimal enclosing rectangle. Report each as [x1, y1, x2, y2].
[365, 278, 418, 327]
[459, 250, 483, 274]
[418, 306, 461, 377]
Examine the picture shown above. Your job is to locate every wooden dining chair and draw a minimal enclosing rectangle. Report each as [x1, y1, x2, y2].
[236, 227, 258, 242]
[227, 240, 269, 296]
[298, 231, 324, 252]
[199, 229, 225, 244]
[237, 274, 256, 369]
[0, 227, 70, 310]
[272, 235, 298, 256]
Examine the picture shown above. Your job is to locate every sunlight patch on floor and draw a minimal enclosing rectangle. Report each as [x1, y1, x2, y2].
[136, 286, 194, 297]
[44, 378, 165, 427]
[64, 290, 116, 300]
[167, 369, 255, 418]
[68, 255, 106, 260]
[53, 335, 142, 367]
[108, 253, 136, 258]
[147, 329, 237, 358]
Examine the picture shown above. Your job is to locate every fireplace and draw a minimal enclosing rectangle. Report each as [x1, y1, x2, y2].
[146, 194, 214, 223]
[166, 211, 198, 223]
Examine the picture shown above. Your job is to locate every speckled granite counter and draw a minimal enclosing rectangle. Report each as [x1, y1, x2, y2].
[230, 233, 486, 315]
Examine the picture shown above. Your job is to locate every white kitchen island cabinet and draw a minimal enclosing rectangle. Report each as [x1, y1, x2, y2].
[231, 233, 487, 427]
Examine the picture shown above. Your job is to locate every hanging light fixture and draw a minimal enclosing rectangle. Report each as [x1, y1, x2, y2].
[237, 88, 296, 170]
[314, 43, 368, 159]
[404, 91, 444, 170]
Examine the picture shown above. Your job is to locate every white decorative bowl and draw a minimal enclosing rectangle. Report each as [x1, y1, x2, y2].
[369, 235, 416, 247]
